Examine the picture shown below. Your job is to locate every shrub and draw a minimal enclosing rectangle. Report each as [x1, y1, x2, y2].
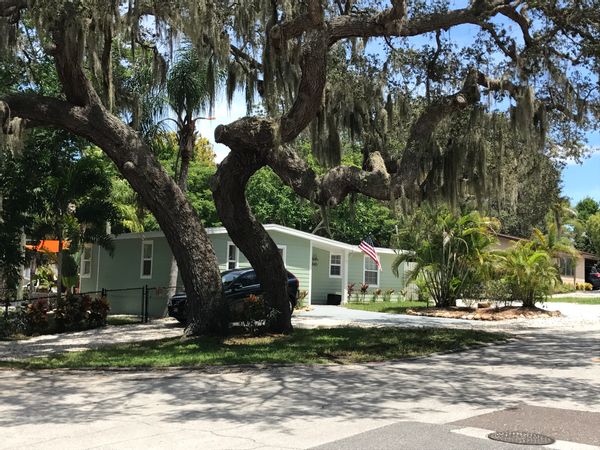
[0, 313, 26, 338]
[88, 295, 110, 327]
[575, 282, 593, 291]
[360, 283, 369, 302]
[24, 298, 49, 334]
[241, 294, 267, 335]
[382, 289, 395, 302]
[484, 279, 513, 307]
[497, 242, 559, 307]
[55, 294, 91, 331]
[553, 283, 576, 294]
[371, 288, 382, 302]
[296, 290, 309, 309]
[347, 283, 356, 302]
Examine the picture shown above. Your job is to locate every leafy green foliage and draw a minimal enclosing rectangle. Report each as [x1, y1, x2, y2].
[575, 197, 599, 223]
[586, 212, 600, 257]
[392, 207, 500, 307]
[496, 242, 559, 308]
[246, 165, 398, 246]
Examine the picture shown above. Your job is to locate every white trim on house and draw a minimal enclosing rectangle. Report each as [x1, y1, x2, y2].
[140, 240, 154, 279]
[342, 250, 349, 304]
[307, 241, 313, 305]
[95, 244, 101, 292]
[115, 231, 164, 240]
[226, 241, 239, 270]
[80, 244, 93, 279]
[277, 244, 287, 266]
[363, 255, 379, 287]
[329, 253, 342, 278]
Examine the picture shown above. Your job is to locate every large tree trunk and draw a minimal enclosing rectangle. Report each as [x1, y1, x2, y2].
[5, 95, 226, 335]
[211, 150, 292, 333]
[85, 108, 226, 335]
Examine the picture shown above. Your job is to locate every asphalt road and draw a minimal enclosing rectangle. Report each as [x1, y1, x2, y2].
[1, 320, 599, 449]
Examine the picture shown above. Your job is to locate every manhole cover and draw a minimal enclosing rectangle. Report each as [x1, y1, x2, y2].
[488, 431, 555, 445]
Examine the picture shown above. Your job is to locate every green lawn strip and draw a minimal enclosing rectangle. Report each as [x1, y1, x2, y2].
[0, 328, 506, 369]
[106, 315, 143, 326]
[344, 301, 430, 314]
[545, 297, 600, 305]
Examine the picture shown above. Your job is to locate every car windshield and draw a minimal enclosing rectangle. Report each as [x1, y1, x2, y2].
[222, 271, 242, 286]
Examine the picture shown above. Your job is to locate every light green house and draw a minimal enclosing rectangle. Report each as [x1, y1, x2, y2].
[80, 224, 413, 316]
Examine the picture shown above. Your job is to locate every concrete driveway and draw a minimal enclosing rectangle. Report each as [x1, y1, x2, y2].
[295, 303, 600, 334]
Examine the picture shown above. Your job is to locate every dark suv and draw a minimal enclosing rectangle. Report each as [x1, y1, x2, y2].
[168, 268, 300, 324]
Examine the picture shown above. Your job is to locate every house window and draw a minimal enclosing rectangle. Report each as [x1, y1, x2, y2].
[278, 245, 287, 266]
[141, 241, 153, 279]
[364, 256, 379, 286]
[81, 244, 92, 279]
[227, 242, 238, 270]
[329, 254, 342, 277]
[559, 257, 575, 277]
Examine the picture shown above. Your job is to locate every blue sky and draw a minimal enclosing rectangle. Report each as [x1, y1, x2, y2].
[562, 131, 600, 205]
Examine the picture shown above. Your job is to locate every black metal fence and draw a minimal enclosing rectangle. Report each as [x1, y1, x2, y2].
[2, 285, 182, 324]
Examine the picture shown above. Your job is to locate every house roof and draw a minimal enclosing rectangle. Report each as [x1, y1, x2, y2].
[495, 232, 600, 261]
[114, 223, 399, 255]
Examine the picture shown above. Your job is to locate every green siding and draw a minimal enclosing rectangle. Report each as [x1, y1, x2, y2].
[81, 235, 173, 316]
[346, 252, 408, 302]
[82, 229, 312, 316]
[81, 227, 415, 315]
[311, 247, 344, 304]
[265, 230, 311, 299]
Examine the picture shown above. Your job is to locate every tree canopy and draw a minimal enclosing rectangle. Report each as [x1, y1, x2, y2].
[1, 0, 599, 334]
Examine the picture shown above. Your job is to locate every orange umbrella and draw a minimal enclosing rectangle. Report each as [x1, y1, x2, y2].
[25, 240, 70, 253]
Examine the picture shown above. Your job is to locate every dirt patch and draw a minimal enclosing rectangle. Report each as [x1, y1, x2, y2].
[406, 306, 561, 321]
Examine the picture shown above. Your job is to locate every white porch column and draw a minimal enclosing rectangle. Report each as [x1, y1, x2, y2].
[342, 250, 349, 304]
[307, 241, 313, 305]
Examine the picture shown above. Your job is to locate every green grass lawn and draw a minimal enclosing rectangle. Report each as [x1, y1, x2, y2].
[106, 315, 143, 326]
[0, 327, 506, 369]
[344, 301, 430, 314]
[545, 297, 600, 305]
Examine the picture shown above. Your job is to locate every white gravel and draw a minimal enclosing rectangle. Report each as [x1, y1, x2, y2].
[0, 318, 183, 361]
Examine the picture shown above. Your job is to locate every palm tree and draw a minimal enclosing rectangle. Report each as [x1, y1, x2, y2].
[163, 47, 221, 296]
[392, 207, 500, 307]
[498, 241, 559, 307]
[36, 154, 120, 302]
[531, 199, 580, 284]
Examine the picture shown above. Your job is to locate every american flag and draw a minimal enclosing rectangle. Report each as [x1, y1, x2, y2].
[359, 235, 382, 271]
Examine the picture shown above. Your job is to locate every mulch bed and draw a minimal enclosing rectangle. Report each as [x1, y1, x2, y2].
[406, 306, 561, 321]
